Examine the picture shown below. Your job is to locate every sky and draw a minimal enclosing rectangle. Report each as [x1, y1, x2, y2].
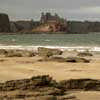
[0, 0, 100, 21]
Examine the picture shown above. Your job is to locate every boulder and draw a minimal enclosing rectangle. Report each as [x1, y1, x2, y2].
[38, 47, 62, 57]
[49, 56, 66, 62]
[77, 52, 93, 57]
[41, 55, 90, 63]
[0, 49, 35, 57]
[61, 50, 78, 58]
[0, 13, 10, 32]
[58, 79, 100, 91]
[0, 75, 57, 91]
[0, 75, 100, 99]
[66, 57, 90, 63]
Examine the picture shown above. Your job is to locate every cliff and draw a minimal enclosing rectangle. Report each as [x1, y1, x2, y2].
[0, 13, 10, 32]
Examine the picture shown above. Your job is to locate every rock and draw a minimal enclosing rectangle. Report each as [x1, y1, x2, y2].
[45, 55, 66, 62]
[0, 13, 10, 32]
[0, 75, 100, 99]
[77, 52, 93, 57]
[38, 47, 62, 57]
[58, 79, 100, 91]
[61, 50, 78, 58]
[84, 81, 100, 91]
[0, 49, 7, 56]
[0, 75, 57, 91]
[36, 95, 57, 100]
[66, 57, 90, 63]
[57, 95, 77, 100]
[0, 49, 35, 57]
[43, 56, 90, 63]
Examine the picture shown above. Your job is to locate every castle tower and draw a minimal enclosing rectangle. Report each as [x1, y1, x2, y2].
[40, 12, 46, 24]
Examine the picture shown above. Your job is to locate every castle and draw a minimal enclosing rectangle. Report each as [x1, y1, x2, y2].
[32, 12, 67, 32]
[40, 12, 60, 24]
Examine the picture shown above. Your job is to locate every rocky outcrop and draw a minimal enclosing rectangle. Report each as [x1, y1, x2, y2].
[59, 78, 100, 91]
[77, 52, 93, 57]
[38, 47, 63, 57]
[41, 56, 90, 63]
[0, 75, 100, 99]
[0, 13, 10, 32]
[0, 49, 35, 57]
[65, 57, 90, 63]
[38, 48, 90, 63]
[0, 75, 75, 100]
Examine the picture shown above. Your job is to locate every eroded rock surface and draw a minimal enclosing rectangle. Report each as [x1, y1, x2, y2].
[0, 75, 100, 100]
[38, 47, 62, 57]
[0, 49, 35, 57]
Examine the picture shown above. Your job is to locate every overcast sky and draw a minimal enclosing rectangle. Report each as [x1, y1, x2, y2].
[0, 0, 100, 21]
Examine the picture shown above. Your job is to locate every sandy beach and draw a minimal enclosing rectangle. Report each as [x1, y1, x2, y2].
[0, 50, 100, 99]
[0, 54, 99, 82]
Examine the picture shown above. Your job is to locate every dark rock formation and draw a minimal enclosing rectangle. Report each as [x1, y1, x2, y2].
[0, 75, 100, 99]
[0, 13, 10, 32]
[48, 55, 67, 62]
[65, 57, 90, 63]
[0, 75, 67, 100]
[39, 54, 90, 63]
[77, 52, 93, 57]
[0, 49, 35, 57]
[59, 78, 100, 91]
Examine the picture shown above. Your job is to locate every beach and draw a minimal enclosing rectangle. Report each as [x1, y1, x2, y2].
[0, 50, 100, 99]
[0, 33, 100, 99]
[0, 52, 99, 82]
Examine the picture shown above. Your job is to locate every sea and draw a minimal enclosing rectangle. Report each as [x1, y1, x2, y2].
[0, 33, 100, 52]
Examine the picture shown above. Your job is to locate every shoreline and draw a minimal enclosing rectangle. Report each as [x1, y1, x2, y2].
[0, 45, 100, 52]
[0, 32, 100, 35]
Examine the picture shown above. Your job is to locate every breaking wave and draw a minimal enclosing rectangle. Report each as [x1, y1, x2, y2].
[0, 45, 100, 52]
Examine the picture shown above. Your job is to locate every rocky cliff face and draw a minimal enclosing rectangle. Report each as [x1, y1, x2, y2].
[0, 13, 10, 32]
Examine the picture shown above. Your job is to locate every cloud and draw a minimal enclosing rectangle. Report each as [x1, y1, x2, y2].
[0, 0, 100, 21]
[68, 6, 100, 14]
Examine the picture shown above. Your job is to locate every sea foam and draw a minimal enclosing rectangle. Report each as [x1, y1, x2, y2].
[0, 45, 100, 52]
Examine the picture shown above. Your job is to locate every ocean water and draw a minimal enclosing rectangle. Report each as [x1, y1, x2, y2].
[0, 33, 100, 51]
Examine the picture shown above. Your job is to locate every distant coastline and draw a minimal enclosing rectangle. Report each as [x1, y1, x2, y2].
[1, 12, 100, 34]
